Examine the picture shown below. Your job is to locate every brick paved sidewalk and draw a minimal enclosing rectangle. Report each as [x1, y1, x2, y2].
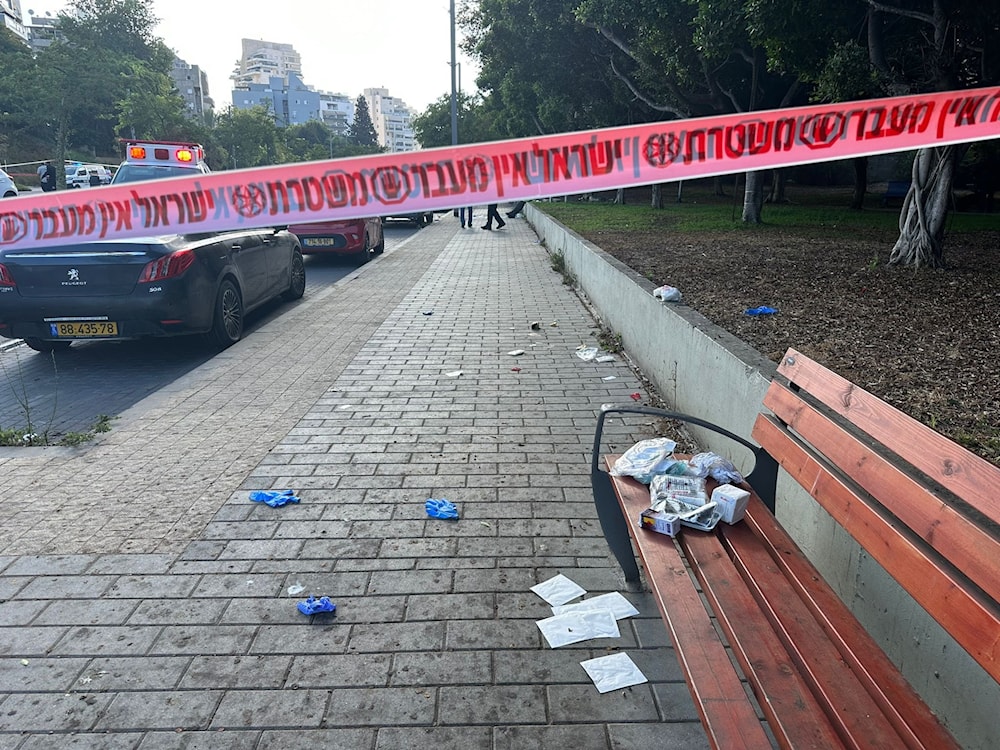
[0, 215, 709, 749]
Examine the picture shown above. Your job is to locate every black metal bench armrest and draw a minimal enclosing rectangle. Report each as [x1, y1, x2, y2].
[591, 405, 777, 510]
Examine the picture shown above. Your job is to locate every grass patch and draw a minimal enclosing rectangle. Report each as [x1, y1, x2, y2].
[537, 183, 1000, 236]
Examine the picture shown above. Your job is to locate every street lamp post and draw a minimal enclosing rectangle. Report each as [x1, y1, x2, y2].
[450, 0, 458, 147]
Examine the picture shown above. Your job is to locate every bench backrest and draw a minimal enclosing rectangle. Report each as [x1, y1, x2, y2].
[751, 348, 1000, 684]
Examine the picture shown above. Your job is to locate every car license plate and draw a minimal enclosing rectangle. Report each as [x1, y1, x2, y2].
[303, 237, 335, 246]
[49, 321, 119, 337]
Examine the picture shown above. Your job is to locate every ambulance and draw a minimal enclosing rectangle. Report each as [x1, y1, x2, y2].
[110, 140, 210, 184]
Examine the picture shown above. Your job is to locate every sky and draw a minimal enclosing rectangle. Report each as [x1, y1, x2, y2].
[22, 0, 480, 113]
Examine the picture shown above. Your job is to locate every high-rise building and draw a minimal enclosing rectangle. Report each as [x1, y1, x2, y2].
[232, 72, 322, 128]
[170, 57, 215, 121]
[319, 93, 354, 139]
[232, 39, 303, 90]
[1, 0, 28, 44]
[364, 87, 417, 153]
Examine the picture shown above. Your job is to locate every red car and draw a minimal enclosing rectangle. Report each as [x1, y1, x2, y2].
[288, 217, 384, 264]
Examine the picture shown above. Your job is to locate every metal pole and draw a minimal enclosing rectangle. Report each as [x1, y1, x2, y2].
[450, 0, 458, 147]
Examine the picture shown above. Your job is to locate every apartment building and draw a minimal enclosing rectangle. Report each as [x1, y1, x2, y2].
[364, 87, 417, 153]
[232, 39, 303, 90]
[0, 0, 27, 44]
[170, 58, 215, 121]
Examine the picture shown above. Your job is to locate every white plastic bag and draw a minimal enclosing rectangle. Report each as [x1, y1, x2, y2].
[610, 438, 682, 484]
[653, 285, 682, 303]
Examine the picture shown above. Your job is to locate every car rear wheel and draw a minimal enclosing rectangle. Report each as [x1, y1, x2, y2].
[23, 338, 72, 353]
[372, 232, 385, 256]
[283, 250, 306, 301]
[210, 279, 243, 348]
[356, 235, 372, 265]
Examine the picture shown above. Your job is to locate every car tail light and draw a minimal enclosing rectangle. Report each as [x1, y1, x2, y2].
[0, 263, 15, 287]
[139, 249, 195, 282]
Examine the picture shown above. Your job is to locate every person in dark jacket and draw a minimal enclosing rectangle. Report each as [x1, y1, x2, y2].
[481, 204, 506, 230]
[39, 162, 57, 192]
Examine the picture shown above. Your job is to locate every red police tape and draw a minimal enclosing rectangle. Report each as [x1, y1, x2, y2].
[3, 86, 1000, 250]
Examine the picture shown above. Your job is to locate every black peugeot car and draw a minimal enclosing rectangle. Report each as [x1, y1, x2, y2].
[0, 141, 306, 352]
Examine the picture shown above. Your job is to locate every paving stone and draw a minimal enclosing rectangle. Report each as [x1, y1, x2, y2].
[136, 730, 261, 749]
[106, 575, 200, 599]
[0, 691, 112, 732]
[323, 686, 437, 726]
[375, 726, 491, 750]
[95, 690, 222, 731]
[258, 729, 376, 749]
[345, 621, 445, 654]
[438, 685, 547, 725]
[494, 724, 610, 750]
[0, 656, 88, 691]
[19, 732, 144, 749]
[250, 624, 348, 656]
[78, 656, 191, 690]
[389, 651, 492, 686]
[547, 684, 660, 723]
[285, 652, 391, 689]
[180, 655, 293, 689]
[150, 625, 257, 655]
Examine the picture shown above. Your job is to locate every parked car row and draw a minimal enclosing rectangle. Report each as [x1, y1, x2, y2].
[0, 143, 425, 354]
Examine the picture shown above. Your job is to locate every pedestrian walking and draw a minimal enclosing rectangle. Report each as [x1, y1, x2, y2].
[459, 206, 474, 228]
[38, 161, 57, 192]
[481, 204, 506, 230]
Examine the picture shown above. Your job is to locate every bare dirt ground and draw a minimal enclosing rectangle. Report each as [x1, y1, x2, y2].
[574, 213, 1000, 465]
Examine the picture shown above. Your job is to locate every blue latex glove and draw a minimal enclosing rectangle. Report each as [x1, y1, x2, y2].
[297, 596, 336, 616]
[250, 489, 300, 507]
[745, 306, 778, 316]
[425, 498, 460, 520]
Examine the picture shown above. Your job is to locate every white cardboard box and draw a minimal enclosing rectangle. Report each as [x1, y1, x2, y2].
[711, 484, 751, 524]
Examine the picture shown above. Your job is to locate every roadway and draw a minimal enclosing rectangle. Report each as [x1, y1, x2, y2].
[0, 222, 421, 443]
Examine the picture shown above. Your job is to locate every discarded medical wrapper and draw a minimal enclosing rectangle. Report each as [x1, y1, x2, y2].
[297, 596, 336, 616]
[712, 483, 751, 524]
[551, 591, 640, 620]
[576, 346, 600, 362]
[537, 609, 620, 648]
[649, 475, 721, 532]
[686, 452, 744, 484]
[531, 573, 586, 606]
[653, 285, 682, 303]
[745, 305, 778, 316]
[580, 652, 648, 693]
[610, 438, 682, 484]
[425, 498, 459, 520]
[249, 489, 300, 508]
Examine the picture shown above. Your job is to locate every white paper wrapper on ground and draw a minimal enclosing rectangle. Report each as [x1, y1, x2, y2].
[551, 592, 640, 620]
[530, 573, 586, 606]
[580, 652, 648, 693]
[536, 609, 620, 648]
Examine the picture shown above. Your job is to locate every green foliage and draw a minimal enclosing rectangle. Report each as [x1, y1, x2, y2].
[411, 92, 500, 148]
[212, 105, 282, 168]
[348, 95, 381, 151]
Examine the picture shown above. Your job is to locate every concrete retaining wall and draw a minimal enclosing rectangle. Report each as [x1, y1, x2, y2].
[526, 203, 999, 749]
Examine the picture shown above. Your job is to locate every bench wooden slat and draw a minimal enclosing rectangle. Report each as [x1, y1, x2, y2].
[719, 514, 955, 750]
[762, 381, 1000, 606]
[777, 347, 1000, 521]
[753, 413, 1000, 684]
[604, 462, 773, 750]
[735, 502, 962, 749]
[681, 529, 867, 749]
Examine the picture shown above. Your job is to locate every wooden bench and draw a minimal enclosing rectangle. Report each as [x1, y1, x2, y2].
[881, 180, 911, 206]
[591, 347, 1000, 749]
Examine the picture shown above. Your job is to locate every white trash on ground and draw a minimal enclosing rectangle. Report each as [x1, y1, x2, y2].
[551, 591, 640, 620]
[580, 652, 648, 693]
[536, 609, 620, 648]
[530, 573, 586, 606]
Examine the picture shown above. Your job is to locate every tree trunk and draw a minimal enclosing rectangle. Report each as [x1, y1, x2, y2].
[613, 188, 626, 205]
[676, 181, 684, 203]
[742, 171, 764, 223]
[651, 183, 663, 209]
[889, 146, 957, 268]
[850, 157, 868, 210]
[766, 170, 788, 203]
